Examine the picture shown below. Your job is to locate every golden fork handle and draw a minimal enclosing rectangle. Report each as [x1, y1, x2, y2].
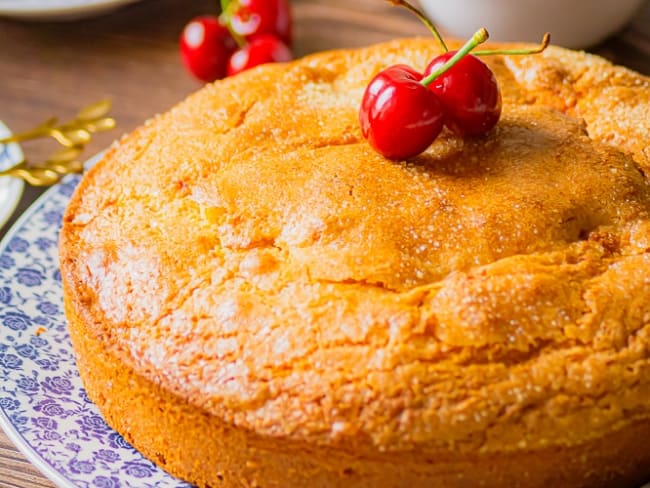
[0, 166, 62, 186]
[45, 160, 84, 174]
[0, 100, 115, 186]
[0, 99, 116, 147]
[0, 118, 114, 147]
[0, 160, 84, 186]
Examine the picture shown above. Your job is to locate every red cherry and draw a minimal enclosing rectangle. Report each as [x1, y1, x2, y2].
[229, 0, 292, 47]
[424, 52, 501, 136]
[226, 34, 292, 76]
[359, 64, 444, 160]
[180, 16, 237, 82]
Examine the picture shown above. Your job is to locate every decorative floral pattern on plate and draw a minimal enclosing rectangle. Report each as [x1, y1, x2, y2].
[0, 163, 192, 488]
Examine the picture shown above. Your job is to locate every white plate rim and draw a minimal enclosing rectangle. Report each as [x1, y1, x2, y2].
[0, 164, 76, 488]
[0, 120, 25, 233]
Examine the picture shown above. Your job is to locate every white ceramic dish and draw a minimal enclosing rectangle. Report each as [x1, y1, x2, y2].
[0, 0, 143, 21]
[0, 153, 190, 488]
[0, 120, 25, 233]
[418, 0, 645, 49]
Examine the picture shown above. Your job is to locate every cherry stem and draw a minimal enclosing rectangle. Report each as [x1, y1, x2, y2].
[473, 32, 551, 56]
[387, 0, 448, 52]
[421, 28, 489, 87]
[219, 0, 247, 48]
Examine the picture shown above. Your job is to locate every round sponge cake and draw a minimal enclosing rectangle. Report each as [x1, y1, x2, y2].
[59, 38, 650, 487]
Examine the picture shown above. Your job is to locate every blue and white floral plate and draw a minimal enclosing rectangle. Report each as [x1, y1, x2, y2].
[0, 153, 191, 488]
[0, 120, 25, 233]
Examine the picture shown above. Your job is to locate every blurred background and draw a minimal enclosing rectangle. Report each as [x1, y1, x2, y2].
[0, 0, 648, 174]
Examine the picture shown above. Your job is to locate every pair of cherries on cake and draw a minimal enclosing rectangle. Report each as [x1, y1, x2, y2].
[360, 0, 549, 160]
[180, 0, 292, 82]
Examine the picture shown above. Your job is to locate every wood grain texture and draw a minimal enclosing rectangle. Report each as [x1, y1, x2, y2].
[0, 437, 52, 488]
[0, 0, 648, 486]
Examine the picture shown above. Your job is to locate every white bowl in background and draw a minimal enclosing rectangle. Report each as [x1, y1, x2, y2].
[418, 0, 645, 49]
[0, 0, 144, 21]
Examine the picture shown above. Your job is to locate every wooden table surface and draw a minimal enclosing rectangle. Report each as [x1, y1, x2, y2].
[0, 0, 649, 486]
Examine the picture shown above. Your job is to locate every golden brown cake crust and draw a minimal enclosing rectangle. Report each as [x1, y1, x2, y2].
[60, 38, 650, 487]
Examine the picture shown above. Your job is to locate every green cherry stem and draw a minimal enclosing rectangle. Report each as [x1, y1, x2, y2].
[473, 32, 551, 56]
[387, 0, 448, 52]
[219, 0, 247, 48]
[421, 27, 489, 87]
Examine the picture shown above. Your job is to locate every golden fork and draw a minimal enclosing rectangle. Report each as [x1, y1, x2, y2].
[0, 146, 84, 186]
[0, 100, 116, 147]
[0, 100, 116, 186]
